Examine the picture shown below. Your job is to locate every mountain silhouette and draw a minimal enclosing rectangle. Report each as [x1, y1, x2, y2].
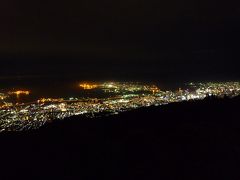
[1, 96, 240, 180]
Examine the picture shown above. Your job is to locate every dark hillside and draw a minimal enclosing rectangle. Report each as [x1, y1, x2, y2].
[1, 96, 240, 180]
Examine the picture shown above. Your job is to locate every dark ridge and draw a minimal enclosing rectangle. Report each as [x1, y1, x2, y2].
[0, 96, 240, 180]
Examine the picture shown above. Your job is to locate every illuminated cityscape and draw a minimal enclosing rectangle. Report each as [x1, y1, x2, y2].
[0, 81, 239, 132]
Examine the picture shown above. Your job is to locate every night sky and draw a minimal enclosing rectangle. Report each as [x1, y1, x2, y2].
[0, 0, 240, 81]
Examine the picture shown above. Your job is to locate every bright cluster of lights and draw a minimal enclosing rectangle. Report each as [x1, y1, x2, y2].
[8, 90, 30, 96]
[0, 93, 8, 100]
[0, 81, 240, 132]
[79, 83, 98, 90]
[150, 86, 160, 93]
[37, 98, 64, 104]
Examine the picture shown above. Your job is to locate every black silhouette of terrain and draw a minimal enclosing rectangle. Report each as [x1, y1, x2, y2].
[1, 96, 240, 180]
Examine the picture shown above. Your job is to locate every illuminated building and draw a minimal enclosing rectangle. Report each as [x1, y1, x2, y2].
[150, 86, 160, 93]
[59, 103, 67, 112]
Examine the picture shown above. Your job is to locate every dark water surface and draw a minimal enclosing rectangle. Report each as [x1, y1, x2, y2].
[0, 76, 186, 103]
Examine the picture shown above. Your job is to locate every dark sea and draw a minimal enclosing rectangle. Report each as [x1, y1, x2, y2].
[0, 76, 187, 104]
[1, 72, 238, 104]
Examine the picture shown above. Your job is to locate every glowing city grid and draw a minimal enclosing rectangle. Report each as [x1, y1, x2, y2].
[0, 81, 240, 131]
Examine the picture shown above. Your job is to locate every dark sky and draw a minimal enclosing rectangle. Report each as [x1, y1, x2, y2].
[0, 0, 240, 81]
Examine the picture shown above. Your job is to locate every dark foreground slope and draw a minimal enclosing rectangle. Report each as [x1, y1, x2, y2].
[1, 96, 240, 180]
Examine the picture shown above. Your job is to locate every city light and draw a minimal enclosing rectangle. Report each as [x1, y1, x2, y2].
[0, 81, 240, 132]
[0, 93, 8, 100]
[8, 90, 30, 96]
[37, 98, 64, 104]
[79, 83, 98, 90]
